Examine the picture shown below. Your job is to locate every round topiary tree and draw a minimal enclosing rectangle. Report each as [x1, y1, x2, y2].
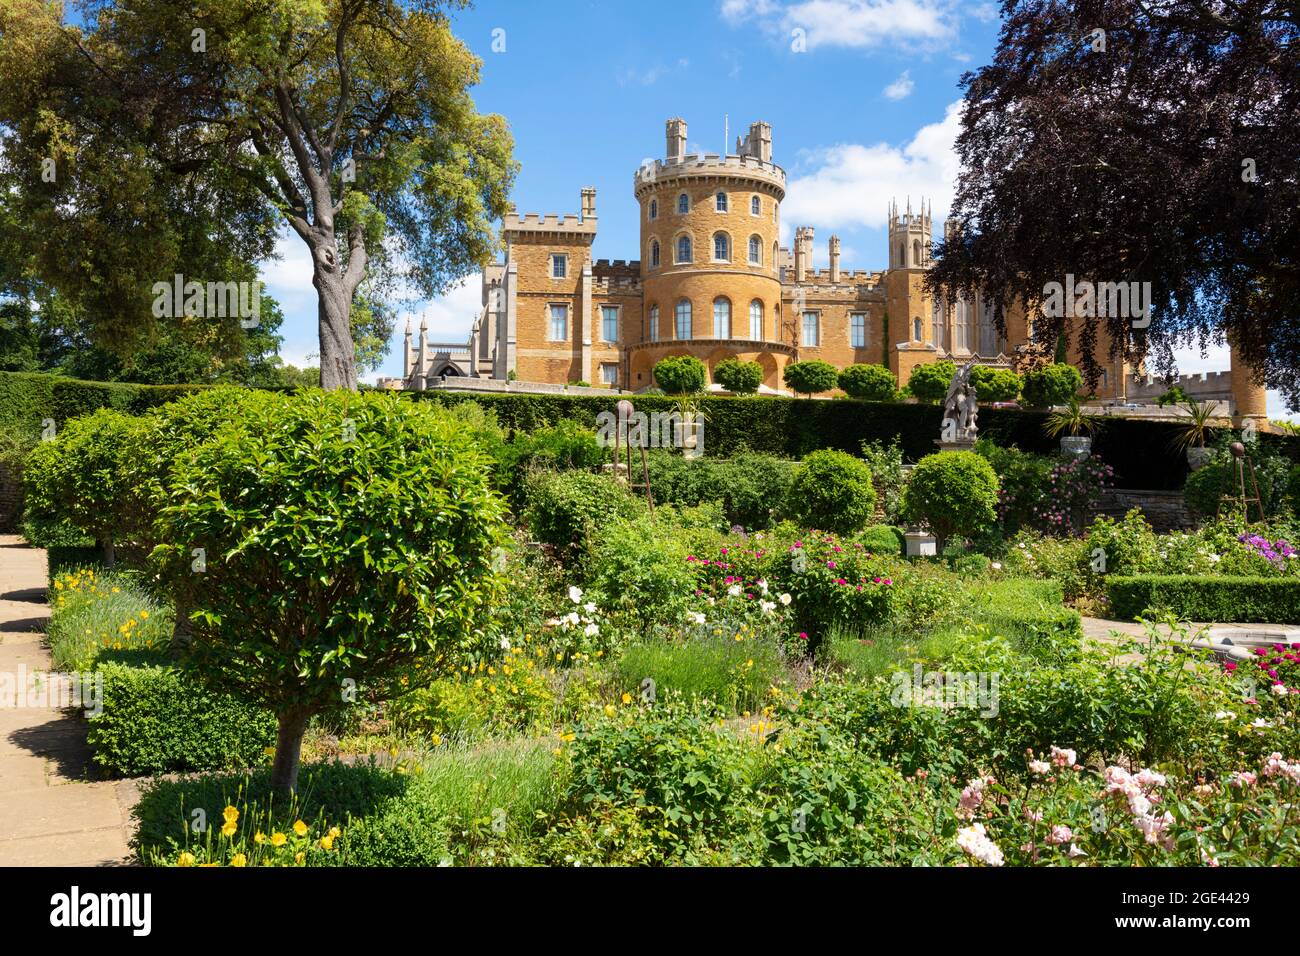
[653, 355, 707, 395]
[784, 449, 878, 534]
[713, 358, 763, 394]
[838, 363, 897, 401]
[907, 360, 957, 403]
[151, 390, 509, 795]
[1022, 363, 1083, 408]
[783, 360, 840, 397]
[901, 450, 1000, 549]
[969, 366, 1022, 403]
[22, 408, 154, 565]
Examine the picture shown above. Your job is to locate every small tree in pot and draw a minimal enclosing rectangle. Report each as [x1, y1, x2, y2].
[1044, 398, 1103, 457]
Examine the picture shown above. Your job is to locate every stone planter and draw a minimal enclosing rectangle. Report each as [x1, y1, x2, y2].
[904, 530, 937, 558]
[1060, 435, 1092, 458]
[674, 420, 704, 460]
[1186, 446, 1214, 471]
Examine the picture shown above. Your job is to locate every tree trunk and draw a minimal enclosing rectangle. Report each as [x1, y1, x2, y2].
[101, 537, 116, 569]
[270, 708, 313, 797]
[314, 256, 358, 391]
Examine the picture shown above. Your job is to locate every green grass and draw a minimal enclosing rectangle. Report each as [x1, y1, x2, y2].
[613, 636, 787, 715]
[46, 567, 173, 671]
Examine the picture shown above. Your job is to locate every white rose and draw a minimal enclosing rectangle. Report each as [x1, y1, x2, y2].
[568, 585, 583, 604]
[584, 622, 599, 637]
[778, 593, 792, 606]
[727, 584, 742, 597]
[584, 602, 597, 614]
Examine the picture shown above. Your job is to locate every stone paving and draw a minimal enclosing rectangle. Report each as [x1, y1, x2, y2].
[0, 535, 137, 866]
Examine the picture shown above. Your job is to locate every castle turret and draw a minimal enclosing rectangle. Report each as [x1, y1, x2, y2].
[888, 198, 932, 270]
[666, 118, 687, 162]
[402, 319, 412, 379]
[580, 186, 596, 221]
[794, 226, 814, 282]
[829, 235, 841, 284]
[1229, 340, 1268, 423]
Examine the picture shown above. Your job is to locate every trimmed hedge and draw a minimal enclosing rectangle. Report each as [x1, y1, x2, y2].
[86, 662, 277, 776]
[1107, 576, 1300, 624]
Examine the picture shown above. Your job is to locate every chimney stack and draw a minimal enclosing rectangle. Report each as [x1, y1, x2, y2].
[580, 187, 596, 221]
[666, 118, 687, 161]
[794, 226, 814, 282]
[829, 235, 841, 283]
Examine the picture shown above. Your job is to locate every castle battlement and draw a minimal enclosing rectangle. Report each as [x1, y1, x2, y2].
[503, 211, 597, 236]
[798, 268, 882, 286]
[634, 153, 786, 196]
[1125, 369, 1235, 401]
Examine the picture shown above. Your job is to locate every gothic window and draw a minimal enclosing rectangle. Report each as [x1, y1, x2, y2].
[677, 193, 689, 214]
[748, 235, 762, 264]
[751, 195, 761, 216]
[713, 298, 732, 338]
[649, 199, 658, 220]
[913, 316, 922, 342]
[650, 240, 660, 268]
[749, 300, 764, 340]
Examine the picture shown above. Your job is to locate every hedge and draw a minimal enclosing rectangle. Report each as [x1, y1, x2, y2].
[417, 389, 1299, 491]
[972, 579, 1084, 661]
[85, 662, 277, 776]
[1106, 576, 1300, 624]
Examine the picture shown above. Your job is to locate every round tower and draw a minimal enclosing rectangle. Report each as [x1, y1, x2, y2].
[629, 118, 794, 390]
[1229, 340, 1268, 423]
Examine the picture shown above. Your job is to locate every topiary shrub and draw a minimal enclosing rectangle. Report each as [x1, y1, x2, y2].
[654, 356, 707, 395]
[643, 451, 794, 529]
[783, 360, 840, 397]
[712, 358, 763, 394]
[86, 662, 276, 776]
[858, 524, 905, 556]
[838, 364, 896, 401]
[901, 451, 1000, 549]
[969, 366, 1022, 403]
[784, 449, 877, 534]
[524, 470, 644, 558]
[906, 361, 956, 403]
[151, 389, 509, 795]
[1021, 363, 1083, 408]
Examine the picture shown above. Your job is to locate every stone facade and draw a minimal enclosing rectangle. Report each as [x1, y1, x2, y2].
[396, 117, 1267, 420]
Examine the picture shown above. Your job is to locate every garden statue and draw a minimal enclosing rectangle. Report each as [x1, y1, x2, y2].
[941, 361, 979, 445]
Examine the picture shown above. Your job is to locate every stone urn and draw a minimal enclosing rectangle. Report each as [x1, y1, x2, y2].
[1059, 435, 1092, 458]
[1186, 446, 1214, 471]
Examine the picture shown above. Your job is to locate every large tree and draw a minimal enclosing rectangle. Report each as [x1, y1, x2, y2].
[928, 0, 1299, 407]
[0, 0, 515, 389]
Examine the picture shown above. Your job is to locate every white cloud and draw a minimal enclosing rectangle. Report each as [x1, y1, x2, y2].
[722, 0, 959, 52]
[616, 58, 690, 87]
[968, 2, 999, 23]
[883, 70, 915, 100]
[782, 100, 961, 235]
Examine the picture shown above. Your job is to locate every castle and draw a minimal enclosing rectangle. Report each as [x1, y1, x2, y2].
[395, 117, 1266, 421]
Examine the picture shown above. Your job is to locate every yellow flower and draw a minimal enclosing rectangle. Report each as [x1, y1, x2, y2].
[603, 704, 616, 717]
[293, 820, 309, 837]
[223, 805, 239, 824]
[294, 852, 305, 865]
[431, 734, 442, 746]
[328, 827, 341, 839]
[254, 832, 266, 845]
[139, 610, 149, 619]
[319, 835, 334, 851]
[263, 746, 276, 757]
[221, 820, 237, 837]
[553, 748, 563, 757]
[230, 853, 247, 867]
[177, 852, 196, 867]
[111, 586, 120, 593]
[621, 693, 632, 705]
[270, 832, 287, 847]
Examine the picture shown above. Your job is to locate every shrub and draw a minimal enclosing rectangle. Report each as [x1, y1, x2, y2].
[86, 662, 277, 776]
[712, 359, 763, 394]
[1289, 464, 1300, 515]
[654, 356, 707, 395]
[1021, 364, 1083, 408]
[524, 470, 643, 558]
[151, 390, 509, 794]
[783, 360, 839, 396]
[858, 524, 905, 556]
[643, 452, 794, 529]
[907, 361, 956, 403]
[838, 364, 896, 401]
[21, 408, 153, 565]
[1184, 438, 1294, 520]
[784, 449, 877, 534]
[859, 439, 907, 523]
[901, 451, 1000, 548]
[507, 418, 607, 506]
[969, 366, 1021, 403]
[1106, 576, 1300, 623]
[584, 510, 701, 627]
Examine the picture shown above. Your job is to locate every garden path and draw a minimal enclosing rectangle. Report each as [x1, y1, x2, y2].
[0, 535, 138, 866]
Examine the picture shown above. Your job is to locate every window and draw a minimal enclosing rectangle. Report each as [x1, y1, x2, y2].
[601, 305, 619, 343]
[913, 317, 923, 341]
[548, 304, 568, 341]
[750, 195, 761, 216]
[802, 311, 819, 347]
[675, 300, 692, 340]
[648, 305, 659, 342]
[713, 233, 730, 262]
[713, 298, 731, 338]
[715, 191, 728, 212]
[851, 313, 867, 348]
[650, 240, 660, 268]
[676, 235, 692, 263]
[748, 236, 761, 264]
[550, 254, 567, 279]
[913, 239, 922, 265]
[649, 199, 658, 220]
[677, 193, 689, 214]
[600, 363, 619, 386]
[749, 300, 764, 340]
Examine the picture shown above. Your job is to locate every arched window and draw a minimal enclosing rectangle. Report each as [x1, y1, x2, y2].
[913, 239, 922, 266]
[749, 300, 764, 340]
[713, 297, 732, 338]
[748, 236, 762, 265]
[715, 191, 728, 212]
[750, 195, 761, 216]
[650, 239, 660, 268]
[677, 193, 689, 214]
[931, 299, 946, 351]
[676, 235, 692, 264]
[675, 300, 692, 340]
[649, 199, 658, 220]
[913, 316, 923, 342]
[898, 243, 906, 268]
[648, 304, 659, 342]
[713, 233, 730, 261]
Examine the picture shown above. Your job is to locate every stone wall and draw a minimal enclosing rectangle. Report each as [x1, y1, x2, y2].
[1089, 488, 1195, 532]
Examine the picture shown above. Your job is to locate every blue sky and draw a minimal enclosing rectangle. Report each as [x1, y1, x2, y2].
[257, 0, 1291, 418]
